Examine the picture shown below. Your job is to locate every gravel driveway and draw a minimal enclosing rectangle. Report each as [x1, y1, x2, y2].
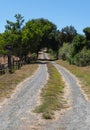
[0, 52, 90, 130]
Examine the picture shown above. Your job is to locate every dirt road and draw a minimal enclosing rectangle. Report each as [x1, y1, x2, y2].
[42, 62, 90, 130]
[0, 52, 48, 130]
[0, 52, 90, 130]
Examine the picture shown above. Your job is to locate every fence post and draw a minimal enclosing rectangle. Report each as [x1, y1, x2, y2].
[5, 44, 13, 73]
[8, 51, 12, 73]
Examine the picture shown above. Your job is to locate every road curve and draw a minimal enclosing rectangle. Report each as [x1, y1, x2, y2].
[43, 61, 90, 130]
[0, 52, 48, 130]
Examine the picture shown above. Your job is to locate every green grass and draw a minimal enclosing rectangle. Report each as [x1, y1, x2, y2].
[34, 62, 65, 119]
[56, 60, 90, 100]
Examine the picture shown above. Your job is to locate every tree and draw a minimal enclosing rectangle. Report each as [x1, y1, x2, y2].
[5, 14, 24, 57]
[0, 33, 7, 55]
[22, 18, 57, 57]
[83, 27, 90, 49]
[38, 18, 57, 49]
[60, 25, 77, 44]
[5, 14, 24, 33]
[68, 34, 85, 57]
[83, 27, 90, 40]
[67, 34, 86, 65]
[22, 19, 43, 57]
[48, 30, 61, 59]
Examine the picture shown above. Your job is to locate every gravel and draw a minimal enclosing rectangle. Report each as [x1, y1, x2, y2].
[42, 62, 90, 130]
[0, 52, 48, 130]
[0, 52, 90, 130]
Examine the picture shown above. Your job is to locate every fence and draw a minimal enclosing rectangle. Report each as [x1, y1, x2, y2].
[0, 59, 25, 75]
[0, 63, 8, 74]
[0, 55, 37, 75]
[12, 59, 25, 69]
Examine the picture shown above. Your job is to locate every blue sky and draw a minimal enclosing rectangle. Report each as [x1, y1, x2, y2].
[0, 0, 90, 34]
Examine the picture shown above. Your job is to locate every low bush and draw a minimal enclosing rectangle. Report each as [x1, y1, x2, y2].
[73, 48, 90, 66]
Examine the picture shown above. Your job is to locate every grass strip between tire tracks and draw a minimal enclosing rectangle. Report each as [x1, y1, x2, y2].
[34, 62, 65, 119]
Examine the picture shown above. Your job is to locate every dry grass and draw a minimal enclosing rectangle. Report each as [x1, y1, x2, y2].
[0, 63, 38, 100]
[56, 60, 90, 100]
[34, 62, 65, 119]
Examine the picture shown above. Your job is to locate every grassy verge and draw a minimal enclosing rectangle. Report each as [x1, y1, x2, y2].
[34, 62, 65, 119]
[56, 60, 90, 99]
[0, 63, 38, 101]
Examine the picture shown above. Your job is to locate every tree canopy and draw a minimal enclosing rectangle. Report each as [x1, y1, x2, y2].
[60, 25, 77, 44]
[83, 27, 90, 40]
[22, 18, 58, 57]
[0, 14, 90, 66]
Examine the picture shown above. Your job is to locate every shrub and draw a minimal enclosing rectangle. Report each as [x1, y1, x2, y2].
[59, 43, 70, 60]
[48, 48, 56, 59]
[73, 48, 90, 66]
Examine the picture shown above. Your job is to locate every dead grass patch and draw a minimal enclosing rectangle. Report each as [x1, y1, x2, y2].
[0, 64, 38, 100]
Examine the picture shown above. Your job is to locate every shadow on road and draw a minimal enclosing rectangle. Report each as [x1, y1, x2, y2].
[30, 59, 57, 65]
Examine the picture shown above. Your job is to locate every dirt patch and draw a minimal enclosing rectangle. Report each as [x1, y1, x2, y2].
[0, 63, 39, 105]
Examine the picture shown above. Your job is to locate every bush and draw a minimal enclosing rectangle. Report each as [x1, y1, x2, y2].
[48, 48, 56, 59]
[58, 42, 90, 66]
[66, 34, 86, 65]
[59, 43, 70, 60]
[25, 53, 37, 63]
[73, 48, 90, 66]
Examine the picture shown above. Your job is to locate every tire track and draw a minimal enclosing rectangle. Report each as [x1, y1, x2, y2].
[0, 52, 48, 130]
[43, 61, 90, 130]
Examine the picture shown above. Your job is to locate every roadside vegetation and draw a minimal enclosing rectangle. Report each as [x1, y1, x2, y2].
[56, 60, 90, 100]
[0, 13, 90, 105]
[58, 27, 90, 66]
[0, 63, 38, 101]
[0, 14, 90, 68]
[34, 62, 65, 119]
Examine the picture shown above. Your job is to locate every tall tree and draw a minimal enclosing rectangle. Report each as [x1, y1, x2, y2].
[83, 27, 90, 40]
[22, 18, 57, 57]
[5, 14, 24, 57]
[5, 14, 24, 33]
[0, 33, 7, 55]
[70, 34, 85, 56]
[48, 30, 61, 59]
[60, 25, 77, 44]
